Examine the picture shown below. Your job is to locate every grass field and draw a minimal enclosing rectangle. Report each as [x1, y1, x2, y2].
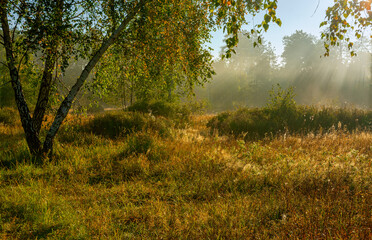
[0, 112, 371, 239]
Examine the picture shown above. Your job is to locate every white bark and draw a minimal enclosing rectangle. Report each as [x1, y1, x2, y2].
[43, 1, 145, 153]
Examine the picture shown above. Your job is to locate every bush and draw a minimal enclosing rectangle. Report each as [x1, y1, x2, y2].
[208, 86, 372, 139]
[85, 111, 146, 138]
[127, 100, 190, 125]
[0, 107, 18, 125]
[208, 106, 372, 139]
[83, 111, 173, 139]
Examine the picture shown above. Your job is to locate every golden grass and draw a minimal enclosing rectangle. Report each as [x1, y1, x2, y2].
[0, 114, 370, 239]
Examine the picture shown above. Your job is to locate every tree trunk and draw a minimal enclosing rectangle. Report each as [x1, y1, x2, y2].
[33, 0, 63, 134]
[33, 53, 57, 134]
[2, 0, 145, 156]
[42, 1, 145, 155]
[0, 2, 42, 155]
[369, 53, 372, 109]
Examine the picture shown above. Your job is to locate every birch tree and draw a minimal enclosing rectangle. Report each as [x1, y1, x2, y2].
[0, 0, 281, 156]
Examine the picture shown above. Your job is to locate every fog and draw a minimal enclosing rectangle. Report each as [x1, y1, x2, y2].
[196, 30, 372, 111]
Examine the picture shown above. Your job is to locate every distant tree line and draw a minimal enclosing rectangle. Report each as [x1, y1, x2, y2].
[196, 30, 371, 111]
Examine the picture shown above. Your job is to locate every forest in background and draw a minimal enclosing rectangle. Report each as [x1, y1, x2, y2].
[1, 30, 371, 113]
[196, 30, 372, 111]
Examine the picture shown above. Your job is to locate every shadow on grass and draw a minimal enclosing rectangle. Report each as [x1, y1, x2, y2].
[0, 147, 46, 170]
[0, 201, 64, 239]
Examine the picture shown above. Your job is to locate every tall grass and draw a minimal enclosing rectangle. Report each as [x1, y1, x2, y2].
[0, 110, 370, 239]
[208, 106, 372, 139]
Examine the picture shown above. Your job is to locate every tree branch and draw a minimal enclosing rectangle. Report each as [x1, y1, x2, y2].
[16, 47, 30, 71]
[0, 61, 9, 68]
[11, 15, 21, 42]
[43, 0, 146, 153]
[66, 8, 87, 22]
[10, 1, 26, 42]
[311, 0, 320, 17]
[56, 76, 84, 110]
[0, 80, 11, 88]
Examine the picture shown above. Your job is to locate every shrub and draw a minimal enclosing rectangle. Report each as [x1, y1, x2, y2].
[126, 101, 151, 114]
[0, 107, 18, 125]
[208, 106, 372, 139]
[208, 85, 372, 139]
[81, 111, 173, 139]
[267, 84, 296, 113]
[127, 100, 190, 125]
[85, 111, 146, 138]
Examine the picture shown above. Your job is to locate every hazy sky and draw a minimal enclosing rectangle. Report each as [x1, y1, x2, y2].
[209, 0, 334, 58]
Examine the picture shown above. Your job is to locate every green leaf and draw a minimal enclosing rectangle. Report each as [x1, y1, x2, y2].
[275, 18, 282, 27]
[264, 14, 271, 23]
[319, 21, 327, 27]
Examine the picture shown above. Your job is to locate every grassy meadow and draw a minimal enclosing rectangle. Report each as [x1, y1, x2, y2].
[0, 106, 371, 239]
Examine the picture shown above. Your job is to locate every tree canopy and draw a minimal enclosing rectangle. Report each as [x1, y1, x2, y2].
[321, 0, 372, 56]
[0, 0, 282, 156]
[0, 0, 370, 157]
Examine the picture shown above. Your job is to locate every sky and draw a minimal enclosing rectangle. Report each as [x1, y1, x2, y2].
[209, 0, 335, 58]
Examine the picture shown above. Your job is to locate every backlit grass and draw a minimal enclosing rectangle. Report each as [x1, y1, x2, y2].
[0, 112, 371, 239]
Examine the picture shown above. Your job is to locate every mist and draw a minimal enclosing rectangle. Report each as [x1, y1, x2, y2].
[196, 30, 372, 112]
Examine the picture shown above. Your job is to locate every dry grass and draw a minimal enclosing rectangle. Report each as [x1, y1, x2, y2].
[0, 113, 371, 239]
